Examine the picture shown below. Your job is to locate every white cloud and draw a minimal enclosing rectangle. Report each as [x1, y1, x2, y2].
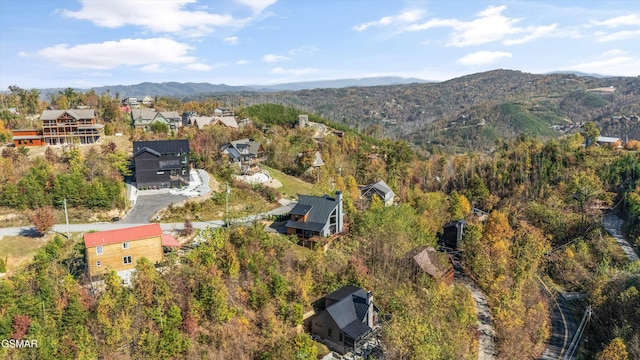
[595, 29, 640, 42]
[354, 9, 426, 31]
[456, 51, 512, 66]
[61, 0, 243, 37]
[235, 0, 277, 13]
[569, 56, 640, 76]
[35, 38, 198, 70]
[288, 45, 318, 56]
[447, 6, 524, 47]
[184, 63, 214, 71]
[396, 5, 558, 47]
[140, 64, 163, 73]
[602, 49, 627, 57]
[592, 14, 640, 28]
[263, 54, 290, 63]
[503, 24, 557, 45]
[271, 67, 318, 76]
[224, 36, 239, 45]
[236, 59, 250, 64]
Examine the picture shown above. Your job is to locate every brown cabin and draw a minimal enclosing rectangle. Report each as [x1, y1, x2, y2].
[12, 129, 45, 147]
[406, 246, 454, 286]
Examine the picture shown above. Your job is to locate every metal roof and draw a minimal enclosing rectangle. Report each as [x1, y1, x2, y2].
[360, 180, 395, 200]
[290, 203, 312, 216]
[161, 234, 180, 247]
[284, 220, 325, 232]
[321, 285, 372, 340]
[84, 224, 162, 248]
[133, 139, 189, 155]
[597, 136, 621, 143]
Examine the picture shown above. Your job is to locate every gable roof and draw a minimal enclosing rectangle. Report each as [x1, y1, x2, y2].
[214, 116, 239, 128]
[133, 147, 161, 158]
[312, 151, 325, 167]
[597, 136, 622, 143]
[320, 285, 372, 340]
[84, 224, 162, 248]
[131, 109, 157, 121]
[41, 109, 95, 121]
[360, 180, 395, 200]
[192, 116, 215, 129]
[133, 140, 190, 155]
[227, 138, 262, 154]
[159, 111, 180, 120]
[285, 194, 340, 232]
[408, 246, 452, 278]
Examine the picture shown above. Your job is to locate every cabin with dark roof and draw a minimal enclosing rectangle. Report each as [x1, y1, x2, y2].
[309, 285, 378, 355]
[437, 219, 465, 250]
[285, 191, 343, 248]
[359, 180, 395, 206]
[132, 140, 190, 189]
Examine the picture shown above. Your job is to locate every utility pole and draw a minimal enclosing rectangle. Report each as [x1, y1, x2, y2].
[63, 198, 70, 239]
[225, 183, 230, 226]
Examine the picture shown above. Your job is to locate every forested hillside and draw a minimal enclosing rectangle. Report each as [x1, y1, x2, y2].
[1, 89, 639, 359]
[191, 70, 640, 152]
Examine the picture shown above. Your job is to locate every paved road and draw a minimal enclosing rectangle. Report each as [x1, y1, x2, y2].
[453, 261, 496, 360]
[0, 200, 297, 237]
[541, 291, 579, 360]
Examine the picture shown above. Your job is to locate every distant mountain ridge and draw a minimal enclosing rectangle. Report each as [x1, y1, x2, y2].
[35, 76, 430, 99]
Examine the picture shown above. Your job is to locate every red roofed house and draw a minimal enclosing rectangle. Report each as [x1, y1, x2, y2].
[84, 224, 179, 278]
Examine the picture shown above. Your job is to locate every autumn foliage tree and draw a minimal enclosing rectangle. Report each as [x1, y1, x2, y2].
[30, 206, 55, 235]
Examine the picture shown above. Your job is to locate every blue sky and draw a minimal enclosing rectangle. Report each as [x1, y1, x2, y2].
[1, 0, 639, 89]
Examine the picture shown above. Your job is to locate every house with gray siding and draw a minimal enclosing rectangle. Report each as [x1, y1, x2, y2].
[285, 191, 343, 248]
[359, 180, 395, 206]
[309, 285, 378, 355]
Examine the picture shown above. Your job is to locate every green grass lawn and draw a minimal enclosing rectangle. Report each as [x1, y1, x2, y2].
[0, 235, 49, 276]
[261, 165, 314, 198]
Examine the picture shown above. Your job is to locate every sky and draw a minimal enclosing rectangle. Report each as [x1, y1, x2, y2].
[0, 0, 639, 89]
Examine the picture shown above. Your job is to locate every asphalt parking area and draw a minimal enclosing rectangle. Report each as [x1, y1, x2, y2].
[120, 193, 186, 224]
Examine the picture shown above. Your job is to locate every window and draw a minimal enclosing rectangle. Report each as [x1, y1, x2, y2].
[157, 171, 165, 175]
[96, 246, 103, 255]
[96, 261, 101, 267]
[122, 242, 130, 249]
[123, 256, 132, 265]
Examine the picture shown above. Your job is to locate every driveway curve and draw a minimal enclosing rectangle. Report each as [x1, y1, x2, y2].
[453, 261, 496, 360]
[603, 212, 639, 262]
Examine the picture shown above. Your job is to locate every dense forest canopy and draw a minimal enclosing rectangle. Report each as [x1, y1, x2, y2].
[0, 73, 639, 359]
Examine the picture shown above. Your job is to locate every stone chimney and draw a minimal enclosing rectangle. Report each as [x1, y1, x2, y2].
[335, 191, 343, 233]
[367, 290, 374, 327]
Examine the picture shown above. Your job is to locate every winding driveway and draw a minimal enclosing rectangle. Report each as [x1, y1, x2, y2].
[453, 260, 496, 360]
[603, 212, 639, 262]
